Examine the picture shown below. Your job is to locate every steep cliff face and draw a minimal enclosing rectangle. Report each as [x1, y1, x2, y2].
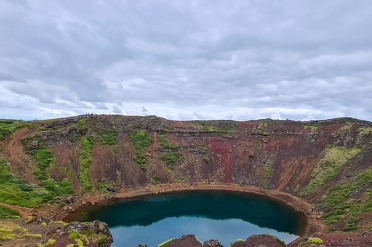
[0, 115, 371, 232]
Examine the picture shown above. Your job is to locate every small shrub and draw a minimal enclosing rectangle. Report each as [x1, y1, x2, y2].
[307, 237, 323, 245]
[46, 238, 56, 246]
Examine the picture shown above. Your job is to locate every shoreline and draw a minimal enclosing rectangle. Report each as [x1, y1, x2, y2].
[63, 182, 325, 236]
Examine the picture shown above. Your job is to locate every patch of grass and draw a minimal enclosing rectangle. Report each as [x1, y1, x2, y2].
[77, 118, 89, 127]
[33, 148, 54, 181]
[160, 152, 182, 167]
[32, 148, 74, 198]
[79, 136, 94, 191]
[100, 130, 117, 145]
[157, 132, 182, 168]
[301, 146, 361, 195]
[128, 130, 153, 171]
[318, 168, 372, 227]
[0, 205, 19, 218]
[0, 120, 29, 140]
[0, 157, 46, 207]
[253, 122, 269, 135]
[358, 127, 372, 137]
[97, 179, 115, 193]
[300, 237, 323, 245]
[68, 230, 89, 247]
[151, 176, 160, 184]
[192, 121, 236, 133]
[158, 132, 179, 150]
[0, 221, 42, 241]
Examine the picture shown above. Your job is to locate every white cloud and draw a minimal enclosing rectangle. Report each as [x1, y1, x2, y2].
[0, 0, 372, 121]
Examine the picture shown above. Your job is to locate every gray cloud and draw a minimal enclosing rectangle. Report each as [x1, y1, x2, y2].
[0, 0, 372, 121]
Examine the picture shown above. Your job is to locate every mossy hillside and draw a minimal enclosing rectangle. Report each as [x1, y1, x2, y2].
[0, 120, 30, 140]
[0, 221, 42, 241]
[158, 132, 183, 168]
[0, 157, 47, 207]
[318, 168, 372, 228]
[128, 130, 153, 172]
[79, 136, 94, 191]
[99, 129, 117, 145]
[301, 146, 361, 195]
[33, 148, 74, 200]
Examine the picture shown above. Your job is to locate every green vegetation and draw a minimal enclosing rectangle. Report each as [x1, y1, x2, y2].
[337, 122, 354, 134]
[318, 168, 372, 227]
[300, 237, 323, 245]
[151, 176, 160, 184]
[304, 124, 320, 132]
[0, 120, 28, 140]
[128, 130, 153, 172]
[0, 157, 46, 207]
[77, 118, 89, 127]
[0, 221, 42, 241]
[358, 127, 372, 137]
[160, 152, 183, 167]
[192, 121, 236, 133]
[34, 148, 55, 181]
[158, 132, 183, 168]
[97, 179, 115, 193]
[158, 238, 174, 247]
[253, 122, 269, 135]
[79, 136, 94, 191]
[100, 129, 117, 145]
[158, 132, 179, 150]
[301, 146, 361, 195]
[32, 148, 74, 199]
[0, 205, 19, 218]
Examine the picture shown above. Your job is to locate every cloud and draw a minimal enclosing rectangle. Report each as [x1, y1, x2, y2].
[1, 0, 372, 121]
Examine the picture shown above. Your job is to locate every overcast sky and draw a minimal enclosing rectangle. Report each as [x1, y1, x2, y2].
[1, 0, 372, 121]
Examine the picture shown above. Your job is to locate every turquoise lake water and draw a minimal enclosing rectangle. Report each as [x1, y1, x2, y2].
[67, 191, 304, 246]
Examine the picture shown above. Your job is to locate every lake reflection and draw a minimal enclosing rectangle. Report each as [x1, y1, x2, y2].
[67, 191, 304, 246]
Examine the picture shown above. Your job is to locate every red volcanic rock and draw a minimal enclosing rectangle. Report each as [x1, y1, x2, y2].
[231, 234, 285, 247]
[203, 239, 223, 247]
[160, 235, 202, 247]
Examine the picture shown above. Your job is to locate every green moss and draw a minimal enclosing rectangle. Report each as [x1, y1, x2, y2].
[358, 127, 372, 137]
[160, 152, 182, 167]
[0, 120, 29, 140]
[79, 136, 94, 191]
[304, 124, 320, 132]
[77, 118, 89, 127]
[318, 168, 372, 227]
[32, 148, 74, 198]
[100, 130, 117, 145]
[0, 205, 19, 218]
[0, 221, 42, 241]
[301, 237, 323, 245]
[128, 130, 153, 171]
[301, 146, 361, 195]
[192, 121, 236, 133]
[158, 238, 174, 247]
[34, 148, 54, 181]
[97, 180, 115, 193]
[0, 157, 45, 207]
[68, 230, 80, 240]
